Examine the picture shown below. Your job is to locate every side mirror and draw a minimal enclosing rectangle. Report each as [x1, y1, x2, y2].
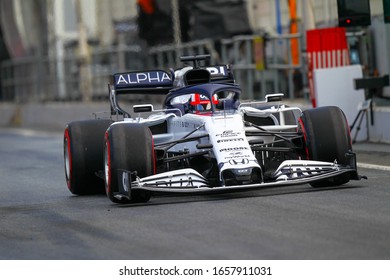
[265, 93, 284, 102]
[133, 104, 153, 113]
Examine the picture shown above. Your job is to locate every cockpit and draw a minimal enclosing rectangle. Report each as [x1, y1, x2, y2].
[165, 86, 240, 115]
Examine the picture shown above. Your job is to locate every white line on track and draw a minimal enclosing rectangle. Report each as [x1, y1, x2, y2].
[357, 162, 390, 172]
[0, 128, 61, 137]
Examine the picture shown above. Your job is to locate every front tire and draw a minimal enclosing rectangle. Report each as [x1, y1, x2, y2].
[64, 119, 113, 195]
[104, 123, 154, 203]
[299, 106, 352, 187]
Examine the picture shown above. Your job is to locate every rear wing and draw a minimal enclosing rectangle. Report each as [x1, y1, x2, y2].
[179, 54, 235, 84]
[112, 65, 234, 94]
[208, 65, 235, 84]
[112, 70, 174, 94]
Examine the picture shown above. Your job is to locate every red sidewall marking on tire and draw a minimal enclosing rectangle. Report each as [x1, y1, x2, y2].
[64, 128, 72, 191]
[150, 131, 156, 175]
[298, 118, 310, 160]
[104, 131, 112, 195]
[344, 116, 353, 147]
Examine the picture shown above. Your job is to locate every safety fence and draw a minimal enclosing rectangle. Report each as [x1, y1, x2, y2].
[219, 33, 303, 100]
[0, 45, 145, 103]
[0, 33, 304, 103]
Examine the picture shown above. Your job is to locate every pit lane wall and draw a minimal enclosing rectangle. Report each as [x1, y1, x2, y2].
[1, 101, 390, 144]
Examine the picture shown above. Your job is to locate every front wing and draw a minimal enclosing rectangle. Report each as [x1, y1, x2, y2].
[114, 159, 361, 201]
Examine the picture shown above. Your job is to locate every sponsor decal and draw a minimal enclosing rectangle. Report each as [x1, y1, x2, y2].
[217, 138, 244, 143]
[219, 147, 249, 152]
[218, 159, 258, 170]
[235, 168, 251, 174]
[206, 66, 227, 76]
[115, 71, 172, 87]
[224, 154, 250, 160]
[216, 130, 241, 138]
[172, 121, 190, 128]
[229, 158, 250, 165]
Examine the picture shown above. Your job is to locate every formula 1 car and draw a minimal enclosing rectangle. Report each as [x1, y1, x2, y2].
[64, 54, 364, 204]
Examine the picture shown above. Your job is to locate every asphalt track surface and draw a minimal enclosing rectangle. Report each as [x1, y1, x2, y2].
[1, 128, 390, 260]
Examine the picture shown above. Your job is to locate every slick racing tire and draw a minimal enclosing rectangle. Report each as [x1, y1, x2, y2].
[64, 119, 113, 195]
[299, 106, 352, 187]
[104, 123, 154, 204]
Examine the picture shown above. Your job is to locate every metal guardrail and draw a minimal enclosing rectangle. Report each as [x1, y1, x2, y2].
[0, 45, 145, 102]
[220, 33, 303, 100]
[0, 34, 304, 103]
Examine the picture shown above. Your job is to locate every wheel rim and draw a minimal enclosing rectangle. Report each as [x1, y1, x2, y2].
[64, 128, 72, 189]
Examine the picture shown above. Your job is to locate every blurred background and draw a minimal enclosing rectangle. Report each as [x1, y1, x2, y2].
[0, 0, 389, 104]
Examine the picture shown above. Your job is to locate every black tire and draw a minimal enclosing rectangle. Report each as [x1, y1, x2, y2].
[64, 119, 113, 195]
[104, 123, 154, 203]
[299, 106, 352, 187]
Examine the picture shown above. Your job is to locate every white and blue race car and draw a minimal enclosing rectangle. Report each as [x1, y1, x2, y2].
[64, 54, 364, 204]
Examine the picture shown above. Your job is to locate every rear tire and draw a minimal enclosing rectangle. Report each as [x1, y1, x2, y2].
[104, 123, 154, 203]
[64, 119, 113, 195]
[299, 106, 352, 187]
